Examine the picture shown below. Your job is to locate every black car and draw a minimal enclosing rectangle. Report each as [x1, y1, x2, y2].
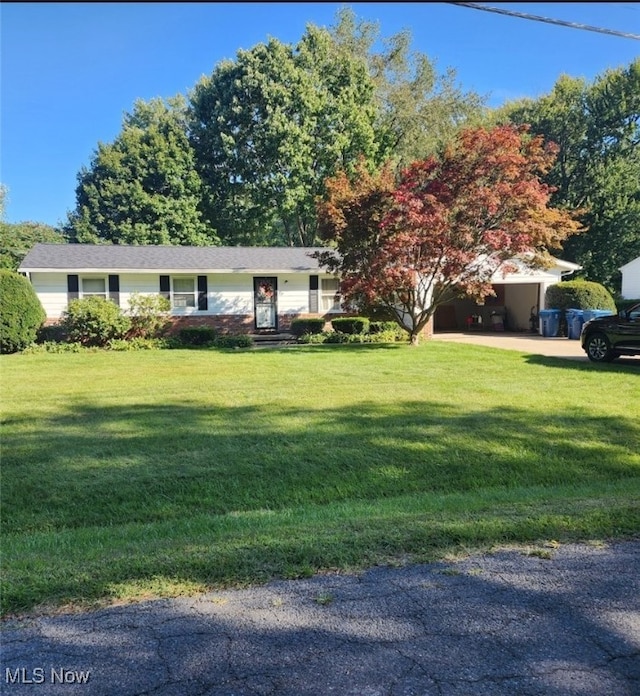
[580, 303, 640, 362]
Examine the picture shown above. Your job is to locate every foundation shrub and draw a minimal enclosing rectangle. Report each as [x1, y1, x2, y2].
[127, 293, 171, 338]
[36, 324, 68, 343]
[214, 334, 254, 349]
[290, 318, 326, 336]
[178, 326, 218, 346]
[331, 317, 370, 334]
[60, 296, 130, 347]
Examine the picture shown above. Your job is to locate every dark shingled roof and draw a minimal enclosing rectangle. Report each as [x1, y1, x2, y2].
[19, 244, 336, 273]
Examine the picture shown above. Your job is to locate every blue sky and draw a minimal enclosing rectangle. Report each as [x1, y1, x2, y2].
[1, 2, 638, 228]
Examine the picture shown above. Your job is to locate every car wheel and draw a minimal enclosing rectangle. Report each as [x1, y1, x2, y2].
[585, 332, 614, 362]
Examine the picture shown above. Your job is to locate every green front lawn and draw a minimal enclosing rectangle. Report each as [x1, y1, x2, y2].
[1, 343, 639, 615]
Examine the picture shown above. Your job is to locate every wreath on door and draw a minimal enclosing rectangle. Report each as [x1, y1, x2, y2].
[256, 281, 274, 302]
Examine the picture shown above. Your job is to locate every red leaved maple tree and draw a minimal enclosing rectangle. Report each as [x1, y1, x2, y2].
[316, 125, 583, 344]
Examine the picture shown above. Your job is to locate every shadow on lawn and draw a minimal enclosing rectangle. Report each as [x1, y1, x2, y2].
[524, 354, 640, 371]
[3, 394, 640, 614]
[4, 397, 639, 533]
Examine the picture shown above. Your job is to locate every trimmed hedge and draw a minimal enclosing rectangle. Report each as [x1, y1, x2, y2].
[0, 270, 46, 354]
[545, 280, 617, 312]
[290, 318, 326, 336]
[331, 316, 370, 334]
[178, 326, 217, 346]
[370, 320, 402, 335]
[214, 334, 254, 349]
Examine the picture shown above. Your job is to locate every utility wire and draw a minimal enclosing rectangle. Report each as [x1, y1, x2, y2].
[447, 2, 640, 40]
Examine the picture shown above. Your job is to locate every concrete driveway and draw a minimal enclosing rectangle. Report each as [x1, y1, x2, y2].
[432, 331, 640, 363]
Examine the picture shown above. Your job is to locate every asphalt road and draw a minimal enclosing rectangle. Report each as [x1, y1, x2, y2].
[2, 539, 639, 695]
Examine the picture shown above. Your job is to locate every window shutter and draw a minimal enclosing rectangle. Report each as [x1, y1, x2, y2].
[159, 275, 170, 301]
[108, 275, 120, 306]
[197, 275, 208, 311]
[67, 274, 79, 302]
[309, 275, 319, 313]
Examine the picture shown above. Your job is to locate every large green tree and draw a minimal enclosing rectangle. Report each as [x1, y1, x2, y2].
[499, 60, 640, 293]
[0, 185, 65, 270]
[189, 27, 384, 247]
[330, 7, 486, 166]
[64, 96, 215, 246]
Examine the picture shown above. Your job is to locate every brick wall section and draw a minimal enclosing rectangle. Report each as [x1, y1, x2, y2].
[166, 315, 254, 335]
[45, 312, 434, 337]
[167, 313, 343, 334]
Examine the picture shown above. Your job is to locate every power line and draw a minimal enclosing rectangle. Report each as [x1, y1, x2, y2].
[447, 2, 640, 40]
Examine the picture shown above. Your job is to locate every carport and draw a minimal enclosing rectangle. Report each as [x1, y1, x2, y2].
[434, 257, 581, 334]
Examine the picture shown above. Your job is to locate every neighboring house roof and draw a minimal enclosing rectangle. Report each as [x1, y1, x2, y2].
[19, 243, 334, 274]
[620, 256, 640, 272]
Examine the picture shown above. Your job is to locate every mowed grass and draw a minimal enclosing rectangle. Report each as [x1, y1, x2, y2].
[1, 342, 639, 615]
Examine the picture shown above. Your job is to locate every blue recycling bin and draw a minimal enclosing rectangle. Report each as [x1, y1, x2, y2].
[566, 309, 584, 340]
[583, 309, 616, 323]
[539, 309, 561, 337]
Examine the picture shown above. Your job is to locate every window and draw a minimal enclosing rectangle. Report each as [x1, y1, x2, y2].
[81, 277, 107, 299]
[321, 278, 342, 312]
[172, 277, 196, 309]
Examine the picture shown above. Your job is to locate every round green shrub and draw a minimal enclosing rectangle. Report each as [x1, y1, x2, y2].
[60, 296, 131, 347]
[0, 270, 46, 353]
[331, 316, 370, 334]
[545, 280, 617, 312]
[127, 292, 171, 338]
[290, 318, 326, 336]
[178, 326, 217, 346]
[214, 334, 254, 349]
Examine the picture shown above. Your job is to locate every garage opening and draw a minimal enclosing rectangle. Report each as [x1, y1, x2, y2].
[434, 283, 541, 334]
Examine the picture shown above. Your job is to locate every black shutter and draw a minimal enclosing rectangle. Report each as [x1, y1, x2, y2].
[159, 275, 170, 301]
[67, 274, 79, 302]
[108, 275, 120, 306]
[197, 275, 208, 311]
[309, 275, 319, 313]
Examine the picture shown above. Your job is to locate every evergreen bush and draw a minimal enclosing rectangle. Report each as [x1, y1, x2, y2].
[0, 270, 46, 353]
[331, 316, 370, 334]
[290, 318, 326, 336]
[545, 280, 617, 312]
[178, 326, 217, 346]
[60, 296, 131, 347]
[127, 293, 171, 338]
[214, 334, 254, 349]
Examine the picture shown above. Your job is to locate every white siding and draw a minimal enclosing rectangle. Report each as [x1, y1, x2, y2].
[277, 274, 310, 314]
[118, 274, 162, 312]
[208, 274, 254, 314]
[29, 272, 69, 319]
[621, 257, 640, 299]
[29, 270, 328, 320]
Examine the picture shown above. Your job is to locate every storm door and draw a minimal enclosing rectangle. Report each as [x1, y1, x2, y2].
[253, 277, 278, 330]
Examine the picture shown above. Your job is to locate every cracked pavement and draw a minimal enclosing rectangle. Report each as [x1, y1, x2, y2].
[2, 540, 639, 695]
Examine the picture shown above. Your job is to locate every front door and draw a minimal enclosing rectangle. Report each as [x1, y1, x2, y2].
[253, 277, 278, 330]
